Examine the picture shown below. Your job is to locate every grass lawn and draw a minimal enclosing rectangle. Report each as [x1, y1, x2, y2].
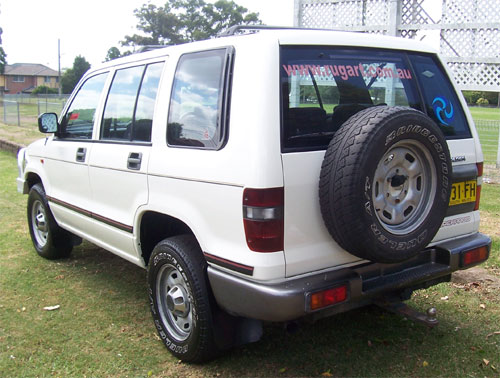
[469, 107, 500, 121]
[0, 150, 499, 376]
[0, 123, 46, 146]
[469, 107, 500, 166]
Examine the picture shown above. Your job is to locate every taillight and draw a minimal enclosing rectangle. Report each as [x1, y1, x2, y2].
[474, 162, 483, 211]
[461, 245, 489, 268]
[309, 285, 348, 311]
[243, 187, 284, 252]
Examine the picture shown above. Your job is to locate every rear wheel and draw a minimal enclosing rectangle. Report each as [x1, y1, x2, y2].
[147, 235, 219, 362]
[27, 184, 72, 259]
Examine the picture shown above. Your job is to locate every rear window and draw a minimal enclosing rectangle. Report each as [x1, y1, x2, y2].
[280, 47, 471, 152]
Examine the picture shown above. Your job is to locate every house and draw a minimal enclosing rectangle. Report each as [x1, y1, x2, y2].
[0, 63, 59, 94]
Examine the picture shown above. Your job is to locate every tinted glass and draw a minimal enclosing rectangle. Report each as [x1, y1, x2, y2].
[167, 49, 226, 149]
[409, 54, 471, 138]
[133, 62, 164, 142]
[281, 47, 471, 152]
[281, 47, 420, 151]
[101, 66, 144, 141]
[60, 73, 108, 139]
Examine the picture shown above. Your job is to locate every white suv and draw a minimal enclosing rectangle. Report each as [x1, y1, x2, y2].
[17, 26, 491, 362]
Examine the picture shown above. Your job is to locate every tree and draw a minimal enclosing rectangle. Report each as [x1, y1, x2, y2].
[104, 47, 132, 62]
[61, 55, 91, 94]
[122, 3, 186, 46]
[105, 47, 122, 62]
[0, 26, 7, 74]
[122, 0, 260, 47]
[193, 0, 261, 39]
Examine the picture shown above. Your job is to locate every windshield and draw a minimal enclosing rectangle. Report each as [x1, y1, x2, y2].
[280, 46, 471, 152]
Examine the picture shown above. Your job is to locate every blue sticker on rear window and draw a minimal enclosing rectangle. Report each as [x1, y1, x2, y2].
[432, 96, 454, 125]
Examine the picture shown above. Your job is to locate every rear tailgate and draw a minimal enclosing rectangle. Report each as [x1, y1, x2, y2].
[280, 45, 481, 277]
[282, 151, 363, 277]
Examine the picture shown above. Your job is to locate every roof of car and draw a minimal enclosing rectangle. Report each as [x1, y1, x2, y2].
[95, 28, 438, 72]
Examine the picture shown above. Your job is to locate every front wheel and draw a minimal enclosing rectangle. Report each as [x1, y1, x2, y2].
[147, 235, 219, 362]
[27, 184, 72, 259]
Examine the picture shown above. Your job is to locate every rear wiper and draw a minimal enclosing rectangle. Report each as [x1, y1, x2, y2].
[289, 131, 335, 140]
[366, 63, 387, 89]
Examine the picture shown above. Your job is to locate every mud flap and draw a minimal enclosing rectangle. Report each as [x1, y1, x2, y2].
[212, 307, 263, 349]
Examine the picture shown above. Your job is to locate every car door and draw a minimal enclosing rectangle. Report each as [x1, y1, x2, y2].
[87, 61, 165, 261]
[43, 72, 108, 228]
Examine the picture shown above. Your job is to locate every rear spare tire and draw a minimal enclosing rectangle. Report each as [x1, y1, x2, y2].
[319, 106, 452, 263]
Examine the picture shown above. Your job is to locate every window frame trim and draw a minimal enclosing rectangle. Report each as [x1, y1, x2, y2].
[166, 46, 234, 151]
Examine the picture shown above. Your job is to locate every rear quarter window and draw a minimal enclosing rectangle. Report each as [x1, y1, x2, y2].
[409, 54, 471, 139]
[167, 48, 232, 149]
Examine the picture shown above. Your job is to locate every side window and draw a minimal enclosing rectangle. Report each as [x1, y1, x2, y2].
[134, 62, 165, 142]
[101, 66, 144, 141]
[60, 73, 108, 139]
[167, 49, 228, 149]
[101, 62, 164, 142]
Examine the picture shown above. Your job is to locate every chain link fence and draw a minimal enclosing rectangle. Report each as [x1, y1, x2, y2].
[0, 95, 69, 127]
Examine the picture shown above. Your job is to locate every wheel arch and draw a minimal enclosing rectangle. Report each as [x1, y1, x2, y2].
[138, 211, 200, 266]
[26, 172, 43, 190]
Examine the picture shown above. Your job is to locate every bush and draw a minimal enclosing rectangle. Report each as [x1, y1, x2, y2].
[462, 91, 482, 105]
[32, 85, 59, 95]
[462, 90, 498, 106]
[476, 97, 489, 106]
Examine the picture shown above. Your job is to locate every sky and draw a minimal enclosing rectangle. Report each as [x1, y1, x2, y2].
[0, 0, 441, 72]
[0, 0, 295, 70]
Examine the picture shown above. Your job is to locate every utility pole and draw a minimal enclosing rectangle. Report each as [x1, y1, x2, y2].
[58, 39, 61, 96]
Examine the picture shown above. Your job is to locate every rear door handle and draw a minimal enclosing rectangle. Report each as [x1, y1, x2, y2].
[76, 147, 86, 162]
[127, 152, 142, 170]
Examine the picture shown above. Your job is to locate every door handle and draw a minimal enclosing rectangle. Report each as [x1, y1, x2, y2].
[76, 147, 86, 162]
[127, 152, 142, 170]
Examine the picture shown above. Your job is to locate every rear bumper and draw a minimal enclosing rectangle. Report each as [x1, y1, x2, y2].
[207, 232, 491, 322]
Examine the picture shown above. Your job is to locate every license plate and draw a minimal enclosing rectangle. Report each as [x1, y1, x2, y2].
[449, 180, 477, 206]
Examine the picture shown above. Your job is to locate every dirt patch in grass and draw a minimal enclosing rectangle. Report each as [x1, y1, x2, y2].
[480, 212, 500, 238]
[0, 123, 44, 146]
[452, 267, 500, 289]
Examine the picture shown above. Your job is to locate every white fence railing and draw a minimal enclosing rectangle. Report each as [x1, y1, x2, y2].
[475, 120, 500, 182]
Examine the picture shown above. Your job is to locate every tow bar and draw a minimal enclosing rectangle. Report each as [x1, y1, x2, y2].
[376, 300, 439, 328]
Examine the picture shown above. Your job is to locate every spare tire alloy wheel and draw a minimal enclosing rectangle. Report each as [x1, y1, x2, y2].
[319, 106, 452, 263]
[373, 139, 435, 235]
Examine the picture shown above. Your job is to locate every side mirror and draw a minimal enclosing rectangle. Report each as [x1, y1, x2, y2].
[38, 113, 59, 133]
